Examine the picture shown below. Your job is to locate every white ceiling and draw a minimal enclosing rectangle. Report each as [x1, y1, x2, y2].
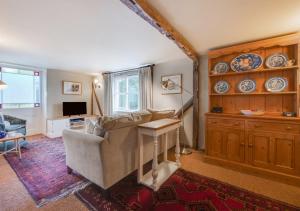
[0, 0, 185, 73]
[150, 0, 300, 54]
[1, 0, 300, 74]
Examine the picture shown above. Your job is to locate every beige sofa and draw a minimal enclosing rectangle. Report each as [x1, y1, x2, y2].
[63, 110, 176, 190]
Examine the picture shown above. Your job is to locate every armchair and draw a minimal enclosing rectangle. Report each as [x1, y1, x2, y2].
[2, 114, 27, 135]
[0, 114, 28, 152]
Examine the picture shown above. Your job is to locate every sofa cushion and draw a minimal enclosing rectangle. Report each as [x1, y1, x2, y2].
[5, 124, 25, 132]
[130, 111, 152, 122]
[147, 108, 175, 121]
[0, 113, 4, 125]
[86, 119, 96, 134]
[93, 122, 105, 137]
[98, 115, 132, 131]
[96, 111, 152, 134]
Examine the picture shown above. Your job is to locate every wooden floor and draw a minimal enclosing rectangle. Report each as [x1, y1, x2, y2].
[0, 136, 299, 210]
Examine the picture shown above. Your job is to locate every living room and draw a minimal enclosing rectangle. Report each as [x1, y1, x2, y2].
[0, 0, 300, 210]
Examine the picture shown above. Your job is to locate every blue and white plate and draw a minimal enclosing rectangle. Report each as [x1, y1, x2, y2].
[231, 53, 263, 72]
[214, 80, 230, 94]
[265, 77, 288, 92]
[213, 62, 229, 74]
[265, 53, 288, 68]
[238, 79, 256, 93]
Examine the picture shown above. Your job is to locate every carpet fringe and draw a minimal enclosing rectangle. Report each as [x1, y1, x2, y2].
[76, 191, 98, 211]
[37, 180, 91, 207]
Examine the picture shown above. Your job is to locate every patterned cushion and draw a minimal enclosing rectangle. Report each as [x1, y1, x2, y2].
[93, 123, 105, 137]
[85, 119, 96, 134]
[147, 108, 175, 121]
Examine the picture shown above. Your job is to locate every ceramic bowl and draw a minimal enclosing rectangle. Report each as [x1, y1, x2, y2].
[240, 110, 265, 116]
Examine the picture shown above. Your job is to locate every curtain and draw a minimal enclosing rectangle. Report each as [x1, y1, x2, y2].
[103, 65, 153, 115]
[138, 66, 153, 110]
[103, 73, 113, 115]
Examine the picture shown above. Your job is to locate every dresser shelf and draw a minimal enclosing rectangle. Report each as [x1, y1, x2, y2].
[209, 66, 298, 77]
[210, 91, 297, 96]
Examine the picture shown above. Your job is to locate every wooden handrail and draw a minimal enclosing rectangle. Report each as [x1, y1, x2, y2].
[175, 97, 193, 118]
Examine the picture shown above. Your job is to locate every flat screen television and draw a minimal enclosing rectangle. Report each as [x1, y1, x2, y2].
[63, 102, 87, 116]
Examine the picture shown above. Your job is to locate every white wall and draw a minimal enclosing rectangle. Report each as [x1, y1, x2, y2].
[47, 69, 94, 119]
[153, 58, 194, 147]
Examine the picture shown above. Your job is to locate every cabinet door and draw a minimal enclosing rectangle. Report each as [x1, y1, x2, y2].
[271, 133, 300, 175]
[207, 128, 224, 158]
[53, 119, 68, 137]
[248, 131, 272, 169]
[248, 132, 300, 175]
[224, 129, 245, 162]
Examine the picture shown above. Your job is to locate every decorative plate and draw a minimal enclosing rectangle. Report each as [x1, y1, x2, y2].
[230, 53, 263, 72]
[265, 77, 288, 92]
[214, 80, 230, 94]
[213, 62, 229, 74]
[265, 53, 288, 68]
[238, 79, 256, 93]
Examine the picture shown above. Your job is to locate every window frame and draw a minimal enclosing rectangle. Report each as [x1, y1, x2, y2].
[112, 72, 140, 114]
[0, 66, 42, 109]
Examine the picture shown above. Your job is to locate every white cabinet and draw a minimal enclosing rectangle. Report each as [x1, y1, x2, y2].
[46, 115, 97, 138]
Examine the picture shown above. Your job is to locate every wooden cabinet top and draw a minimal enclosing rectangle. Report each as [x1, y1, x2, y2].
[208, 33, 300, 58]
[138, 118, 181, 130]
[206, 112, 300, 122]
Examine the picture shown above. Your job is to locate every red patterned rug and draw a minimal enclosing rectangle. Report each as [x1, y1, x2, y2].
[76, 169, 299, 211]
[5, 137, 89, 207]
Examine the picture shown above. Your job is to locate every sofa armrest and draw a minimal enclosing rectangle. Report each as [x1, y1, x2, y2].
[62, 129, 105, 163]
[4, 115, 26, 125]
[62, 129, 106, 188]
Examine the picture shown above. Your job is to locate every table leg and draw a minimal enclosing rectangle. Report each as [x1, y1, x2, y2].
[17, 139, 22, 159]
[175, 128, 181, 166]
[152, 135, 158, 191]
[138, 131, 143, 183]
[163, 133, 168, 161]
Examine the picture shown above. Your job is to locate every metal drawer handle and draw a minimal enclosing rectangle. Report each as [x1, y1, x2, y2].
[286, 126, 292, 130]
[248, 144, 253, 148]
[240, 143, 245, 146]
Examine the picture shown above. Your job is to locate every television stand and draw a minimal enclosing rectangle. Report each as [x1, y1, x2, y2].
[46, 115, 97, 138]
[69, 117, 85, 129]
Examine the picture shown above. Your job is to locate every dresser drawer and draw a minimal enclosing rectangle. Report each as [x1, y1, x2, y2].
[247, 121, 300, 134]
[207, 118, 244, 129]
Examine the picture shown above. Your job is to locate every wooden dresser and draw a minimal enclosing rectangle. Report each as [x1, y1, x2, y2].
[205, 33, 300, 183]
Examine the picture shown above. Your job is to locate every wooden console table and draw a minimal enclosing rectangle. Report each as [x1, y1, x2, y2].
[137, 118, 181, 191]
[0, 133, 25, 159]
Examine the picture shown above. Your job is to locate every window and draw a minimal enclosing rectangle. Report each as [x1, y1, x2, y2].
[112, 73, 140, 113]
[0, 67, 41, 109]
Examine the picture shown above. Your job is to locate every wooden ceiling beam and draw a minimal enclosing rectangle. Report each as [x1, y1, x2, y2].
[120, 0, 200, 149]
[120, 0, 199, 61]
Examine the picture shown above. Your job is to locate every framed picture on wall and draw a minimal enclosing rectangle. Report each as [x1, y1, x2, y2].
[161, 74, 182, 94]
[62, 81, 82, 95]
